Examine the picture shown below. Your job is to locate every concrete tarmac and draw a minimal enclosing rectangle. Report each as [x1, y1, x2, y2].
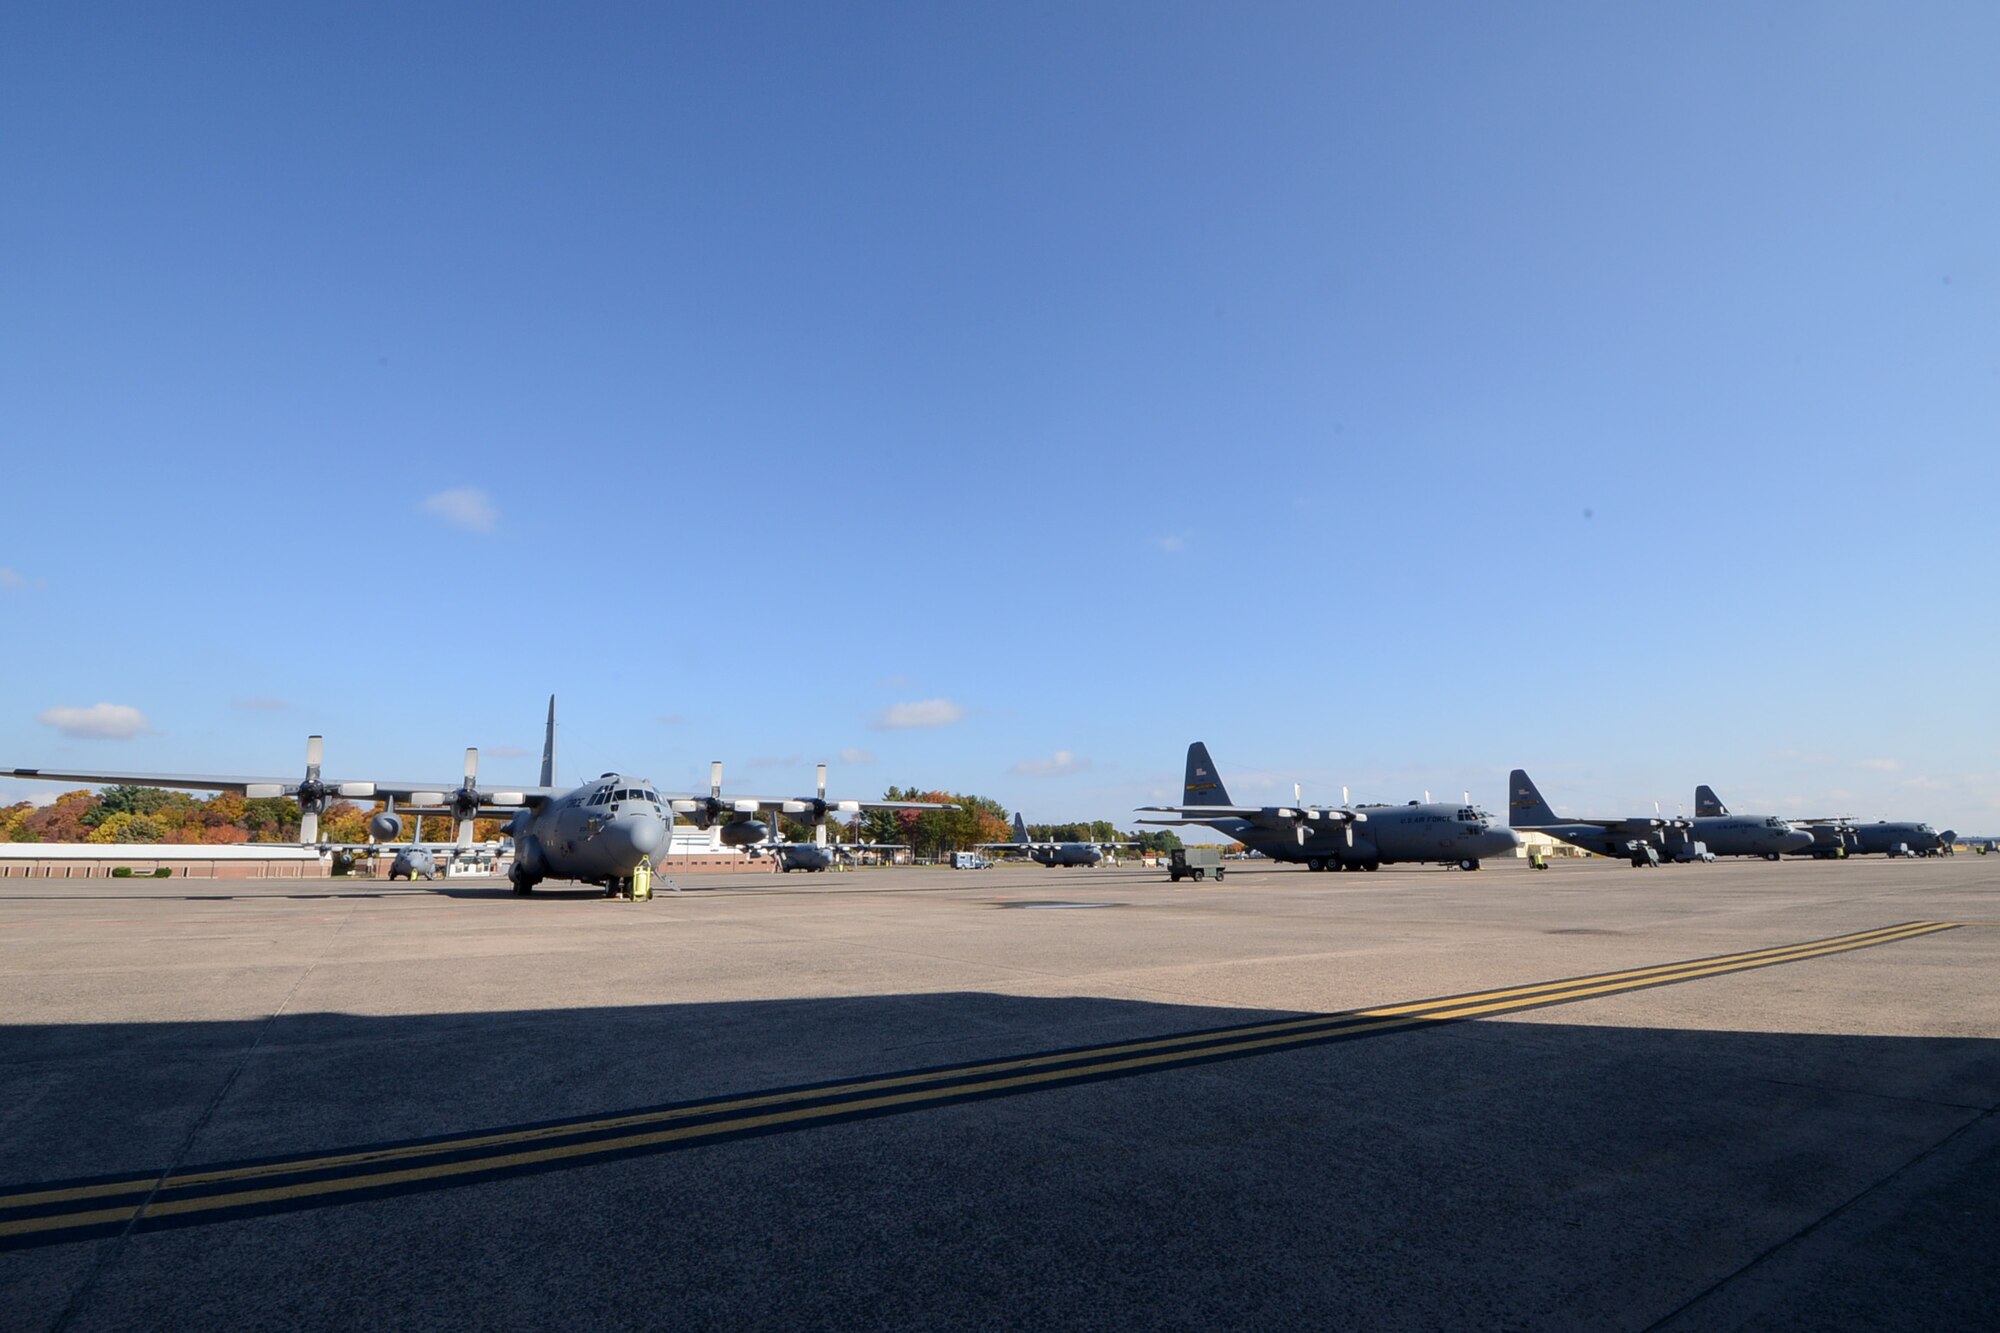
[2, 855, 1996, 1330]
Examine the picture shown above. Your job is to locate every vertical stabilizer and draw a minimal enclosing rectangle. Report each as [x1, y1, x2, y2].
[1695, 785, 1727, 817]
[1013, 812, 1030, 844]
[539, 696, 558, 788]
[1184, 742, 1233, 806]
[1507, 770, 1560, 827]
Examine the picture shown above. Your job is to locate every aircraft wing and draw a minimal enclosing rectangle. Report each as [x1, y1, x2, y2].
[365, 781, 559, 805]
[1540, 816, 1689, 833]
[0, 764, 558, 806]
[734, 796, 956, 815]
[1134, 804, 1362, 825]
[0, 765, 340, 797]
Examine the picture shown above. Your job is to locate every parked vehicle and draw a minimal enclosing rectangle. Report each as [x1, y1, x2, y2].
[1168, 846, 1225, 883]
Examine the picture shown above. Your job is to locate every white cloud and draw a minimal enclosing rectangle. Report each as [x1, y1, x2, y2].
[1154, 533, 1190, 554]
[420, 487, 498, 533]
[874, 698, 965, 730]
[1855, 758, 1903, 772]
[0, 567, 46, 591]
[1012, 749, 1092, 777]
[38, 703, 153, 740]
[838, 748, 877, 766]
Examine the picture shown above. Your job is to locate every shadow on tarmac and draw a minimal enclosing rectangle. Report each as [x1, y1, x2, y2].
[4, 990, 1998, 1331]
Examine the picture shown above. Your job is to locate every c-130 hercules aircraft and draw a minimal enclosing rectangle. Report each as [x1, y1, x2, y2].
[1136, 742, 1519, 871]
[0, 698, 948, 896]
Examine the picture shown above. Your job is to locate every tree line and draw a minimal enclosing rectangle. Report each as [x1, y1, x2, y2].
[2, 783, 1183, 856]
[0, 787, 503, 845]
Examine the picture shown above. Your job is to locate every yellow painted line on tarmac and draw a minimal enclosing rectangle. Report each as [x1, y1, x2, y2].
[0, 919, 1972, 1246]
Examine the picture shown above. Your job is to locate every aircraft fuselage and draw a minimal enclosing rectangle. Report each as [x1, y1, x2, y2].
[1028, 844, 1106, 867]
[508, 774, 667, 892]
[1678, 816, 1813, 859]
[1213, 801, 1518, 869]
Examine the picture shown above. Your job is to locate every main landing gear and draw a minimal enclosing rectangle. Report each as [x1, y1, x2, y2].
[1457, 859, 1481, 871]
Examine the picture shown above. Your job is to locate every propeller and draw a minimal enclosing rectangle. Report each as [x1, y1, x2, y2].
[433, 747, 528, 846]
[243, 735, 377, 846]
[670, 761, 757, 827]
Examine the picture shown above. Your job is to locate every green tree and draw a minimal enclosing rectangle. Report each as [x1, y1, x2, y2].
[88, 812, 166, 844]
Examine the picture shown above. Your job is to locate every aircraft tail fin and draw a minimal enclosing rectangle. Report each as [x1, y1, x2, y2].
[539, 696, 557, 788]
[1507, 770, 1559, 827]
[1013, 811, 1029, 843]
[1184, 742, 1232, 806]
[1695, 784, 1727, 817]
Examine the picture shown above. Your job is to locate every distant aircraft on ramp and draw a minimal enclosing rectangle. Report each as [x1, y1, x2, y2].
[1506, 770, 1692, 867]
[1698, 786, 1947, 858]
[1136, 743, 1518, 871]
[1678, 786, 1814, 860]
[980, 813, 1131, 867]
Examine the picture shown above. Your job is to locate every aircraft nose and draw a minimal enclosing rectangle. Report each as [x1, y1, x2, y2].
[607, 813, 666, 859]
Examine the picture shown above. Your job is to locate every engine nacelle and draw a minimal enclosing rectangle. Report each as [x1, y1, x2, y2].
[718, 819, 770, 848]
[369, 812, 404, 842]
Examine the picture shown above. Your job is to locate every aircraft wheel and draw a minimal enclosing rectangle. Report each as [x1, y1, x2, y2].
[1459, 859, 1480, 871]
[1306, 857, 1324, 873]
[1765, 853, 1781, 862]
[1363, 861, 1380, 872]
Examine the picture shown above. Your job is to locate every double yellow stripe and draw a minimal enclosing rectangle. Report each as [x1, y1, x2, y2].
[0, 920, 1961, 1245]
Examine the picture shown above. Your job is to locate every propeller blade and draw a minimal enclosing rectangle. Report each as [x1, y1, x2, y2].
[464, 747, 479, 786]
[410, 791, 446, 806]
[300, 810, 320, 845]
[489, 791, 525, 806]
[305, 735, 324, 774]
[336, 782, 376, 798]
[1342, 785, 1350, 806]
[455, 818, 474, 847]
[710, 761, 723, 798]
[245, 784, 285, 800]
[817, 763, 828, 801]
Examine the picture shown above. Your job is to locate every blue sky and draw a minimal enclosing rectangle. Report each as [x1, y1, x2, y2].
[4, 3, 1997, 834]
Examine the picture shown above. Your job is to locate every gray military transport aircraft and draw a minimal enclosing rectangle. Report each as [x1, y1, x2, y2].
[1506, 770, 1694, 866]
[1136, 742, 1519, 871]
[979, 813, 1132, 867]
[1696, 786, 1946, 858]
[0, 698, 948, 896]
[1672, 785, 1814, 860]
